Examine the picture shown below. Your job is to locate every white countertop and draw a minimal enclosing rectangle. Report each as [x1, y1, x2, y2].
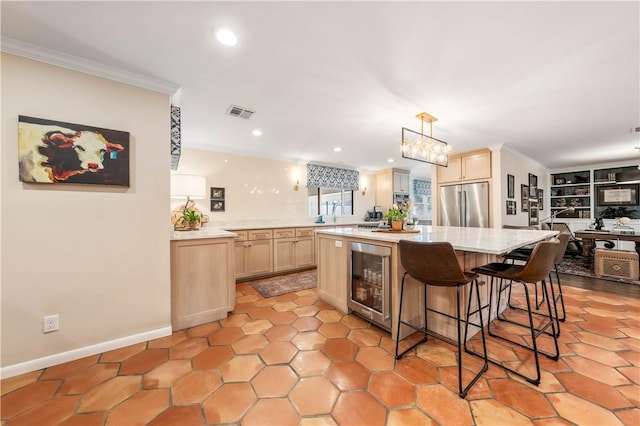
[170, 219, 370, 240]
[316, 225, 558, 255]
[171, 227, 237, 240]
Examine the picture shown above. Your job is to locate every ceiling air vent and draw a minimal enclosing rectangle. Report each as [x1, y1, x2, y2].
[227, 105, 255, 119]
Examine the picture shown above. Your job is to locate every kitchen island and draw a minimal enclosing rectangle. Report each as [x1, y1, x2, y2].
[315, 225, 557, 340]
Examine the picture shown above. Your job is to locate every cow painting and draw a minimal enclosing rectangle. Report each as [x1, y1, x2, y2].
[18, 116, 129, 186]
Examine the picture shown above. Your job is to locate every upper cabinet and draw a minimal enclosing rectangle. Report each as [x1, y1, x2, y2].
[393, 171, 410, 194]
[376, 168, 410, 211]
[437, 149, 491, 184]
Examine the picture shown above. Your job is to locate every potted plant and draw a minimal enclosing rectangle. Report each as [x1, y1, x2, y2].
[181, 209, 201, 230]
[385, 204, 408, 231]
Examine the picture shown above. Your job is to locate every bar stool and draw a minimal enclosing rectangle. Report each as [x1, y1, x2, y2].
[469, 239, 559, 385]
[395, 240, 488, 398]
[502, 233, 570, 335]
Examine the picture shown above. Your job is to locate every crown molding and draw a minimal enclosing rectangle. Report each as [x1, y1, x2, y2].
[1, 37, 180, 95]
[495, 144, 549, 172]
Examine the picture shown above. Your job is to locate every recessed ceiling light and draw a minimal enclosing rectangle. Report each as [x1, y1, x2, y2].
[252, 129, 263, 136]
[334, 147, 342, 152]
[216, 29, 238, 46]
[388, 158, 394, 163]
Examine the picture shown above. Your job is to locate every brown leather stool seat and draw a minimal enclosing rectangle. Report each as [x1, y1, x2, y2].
[395, 241, 488, 398]
[501, 233, 570, 335]
[470, 239, 560, 385]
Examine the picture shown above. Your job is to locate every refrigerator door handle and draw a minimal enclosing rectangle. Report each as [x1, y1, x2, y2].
[457, 190, 463, 226]
[461, 190, 467, 227]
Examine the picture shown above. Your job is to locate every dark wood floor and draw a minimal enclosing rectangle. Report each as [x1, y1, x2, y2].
[560, 272, 640, 298]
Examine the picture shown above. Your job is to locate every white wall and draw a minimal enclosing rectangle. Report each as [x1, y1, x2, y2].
[173, 147, 376, 225]
[1, 54, 171, 373]
[498, 147, 549, 228]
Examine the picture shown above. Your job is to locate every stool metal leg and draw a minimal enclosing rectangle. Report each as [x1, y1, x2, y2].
[395, 273, 427, 360]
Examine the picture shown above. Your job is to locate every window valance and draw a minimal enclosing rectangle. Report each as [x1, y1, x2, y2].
[306, 164, 359, 190]
[413, 179, 431, 198]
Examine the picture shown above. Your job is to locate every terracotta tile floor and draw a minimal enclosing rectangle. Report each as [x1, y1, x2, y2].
[2, 274, 639, 425]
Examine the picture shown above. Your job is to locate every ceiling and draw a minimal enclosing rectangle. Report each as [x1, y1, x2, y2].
[2, 1, 639, 174]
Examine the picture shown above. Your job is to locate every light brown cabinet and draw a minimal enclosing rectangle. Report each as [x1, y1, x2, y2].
[438, 149, 491, 183]
[376, 168, 411, 212]
[234, 229, 274, 280]
[274, 227, 315, 272]
[170, 237, 235, 330]
[316, 234, 348, 312]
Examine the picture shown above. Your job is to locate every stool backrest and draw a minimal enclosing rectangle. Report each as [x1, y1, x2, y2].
[398, 240, 469, 286]
[554, 232, 570, 265]
[515, 239, 559, 283]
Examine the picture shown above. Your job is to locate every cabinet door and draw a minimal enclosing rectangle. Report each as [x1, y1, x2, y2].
[393, 171, 410, 193]
[438, 157, 462, 183]
[274, 238, 296, 272]
[171, 238, 234, 330]
[317, 235, 348, 312]
[462, 151, 491, 181]
[246, 239, 273, 276]
[295, 237, 315, 268]
[234, 241, 248, 279]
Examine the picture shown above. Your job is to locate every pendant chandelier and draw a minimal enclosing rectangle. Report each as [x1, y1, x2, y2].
[401, 112, 452, 166]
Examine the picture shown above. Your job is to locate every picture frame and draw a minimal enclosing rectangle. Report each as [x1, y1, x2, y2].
[554, 177, 565, 185]
[211, 187, 225, 199]
[521, 184, 529, 212]
[597, 184, 639, 206]
[507, 174, 515, 199]
[528, 173, 538, 197]
[529, 199, 539, 225]
[211, 200, 225, 212]
[506, 200, 516, 215]
[538, 188, 544, 210]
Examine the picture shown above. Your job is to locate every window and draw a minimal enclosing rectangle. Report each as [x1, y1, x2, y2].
[308, 187, 353, 217]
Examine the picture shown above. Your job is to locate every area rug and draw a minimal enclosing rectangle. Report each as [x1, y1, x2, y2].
[251, 270, 317, 298]
[557, 256, 640, 285]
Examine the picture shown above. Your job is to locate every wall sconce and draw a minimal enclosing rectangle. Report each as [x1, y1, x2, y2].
[361, 187, 367, 196]
[293, 180, 300, 191]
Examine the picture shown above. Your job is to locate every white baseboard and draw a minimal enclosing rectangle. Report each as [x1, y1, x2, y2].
[0, 326, 172, 379]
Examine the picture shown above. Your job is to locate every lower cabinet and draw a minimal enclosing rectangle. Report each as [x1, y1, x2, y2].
[274, 227, 315, 272]
[170, 237, 235, 330]
[317, 234, 348, 312]
[235, 236, 274, 280]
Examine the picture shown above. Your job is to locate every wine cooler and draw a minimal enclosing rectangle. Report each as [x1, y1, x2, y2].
[347, 241, 391, 330]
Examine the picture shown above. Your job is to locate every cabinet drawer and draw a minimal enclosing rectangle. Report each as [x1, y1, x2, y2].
[248, 229, 273, 240]
[233, 230, 248, 241]
[274, 228, 295, 239]
[296, 227, 314, 237]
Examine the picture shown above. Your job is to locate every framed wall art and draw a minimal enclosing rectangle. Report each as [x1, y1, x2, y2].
[18, 115, 129, 186]
[538, 188, 544, 210]
[506, 200, 516, 215]
[521, 184, 529, 212]
[597, 184, 639, 206]
[210, 187, 225, 212]
[211, 187, 225, 199]
[507, 174, 515, 199]
[211, 200, 225, 212]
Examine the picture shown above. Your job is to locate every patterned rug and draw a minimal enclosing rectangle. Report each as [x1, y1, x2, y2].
[250, 270, 318, 298]
[558, 255, 640, 285]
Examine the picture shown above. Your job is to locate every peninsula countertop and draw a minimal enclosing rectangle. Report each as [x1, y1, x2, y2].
[316, 225, 558, 256]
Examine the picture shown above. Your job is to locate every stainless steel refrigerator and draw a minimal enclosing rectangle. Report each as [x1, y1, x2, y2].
[440, 181, 489, 227]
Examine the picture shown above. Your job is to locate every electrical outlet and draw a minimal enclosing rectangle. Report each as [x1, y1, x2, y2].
[43, 315, 59, 333]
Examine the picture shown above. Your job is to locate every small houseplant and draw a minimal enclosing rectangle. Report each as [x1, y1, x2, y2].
[385, 204, 408, 231]
[181, 209, 201, 230]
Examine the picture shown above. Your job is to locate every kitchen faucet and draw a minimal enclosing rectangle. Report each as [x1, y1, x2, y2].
[332, 201, 340, 223]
